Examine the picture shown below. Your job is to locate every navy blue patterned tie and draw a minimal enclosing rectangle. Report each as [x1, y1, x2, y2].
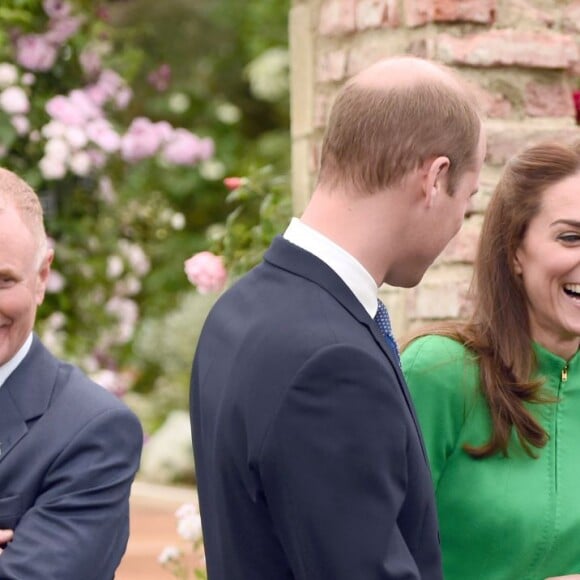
[374, 300, 401, 366]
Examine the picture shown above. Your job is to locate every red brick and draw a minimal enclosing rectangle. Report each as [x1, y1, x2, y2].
[439, 221, 481, 264]
[524, 82, 576, 118]
[319, 0, 357, 36]
[346, 44, 391, 77]
[485, 121, 580, 166]
[437, 30, 579, 69]
[355, 0, 399, 30]
[409, 282, 470, 320]
[467, 81, 513, 118]
[406, 0, 496, 27]
[562, 1, 580, 33]
[314, 92, 333, 129]
[316, 49, 348, 83]
[501, 0, 554, 27]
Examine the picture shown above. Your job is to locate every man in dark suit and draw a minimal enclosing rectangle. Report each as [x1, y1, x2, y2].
[190, 56, 486, 579]
[0, 168, 143, 578]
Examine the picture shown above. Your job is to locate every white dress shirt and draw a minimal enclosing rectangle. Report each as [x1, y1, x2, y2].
[0, 333, 33, 389]
[283, 217, 379, 318]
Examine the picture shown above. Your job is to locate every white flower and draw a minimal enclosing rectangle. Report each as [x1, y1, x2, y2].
[46, 270, 66, 293]
[199, 159, 226, 181]
[175, 503, 203, 543]
[69, 150, 92, 176]
[215, 102, 241, 124]
[168, 92, 190, 114]
[170, 212, 185, 230]
[42, 120, 67, 139]
[11, 115, 30, 136]
[245, 47, 289, 102]
[0, 86, 29, 115]
[158, 545, 181, 566]
[106, 255, 124, 279]
[0, 63, 18, 87]
[45, 138, 70, 161]
[39, 156, 67, 180]
[119, 240, 150, 276]
[21, 73, 35, 86]
[45, 311, 67, 330]
[64, 125, 88, 149]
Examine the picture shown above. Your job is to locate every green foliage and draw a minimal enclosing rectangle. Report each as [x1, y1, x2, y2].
[209, 166, 292, 280]
[0, 0, 292, 443]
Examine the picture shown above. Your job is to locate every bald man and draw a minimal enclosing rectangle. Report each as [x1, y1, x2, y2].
[0, 169, 142, 578]
[190, 56, 486, 579]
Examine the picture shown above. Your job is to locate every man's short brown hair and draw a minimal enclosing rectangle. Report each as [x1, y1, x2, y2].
[318, 67, 481, 195]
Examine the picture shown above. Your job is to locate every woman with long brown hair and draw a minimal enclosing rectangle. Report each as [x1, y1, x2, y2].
[402, 140, 580, 580]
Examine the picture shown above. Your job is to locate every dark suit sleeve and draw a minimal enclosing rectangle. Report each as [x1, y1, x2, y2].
[260, 344, 420, 579]
[0, 407, 143, 580]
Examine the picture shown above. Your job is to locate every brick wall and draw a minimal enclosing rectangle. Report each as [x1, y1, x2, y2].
[289, 0, 580, 338]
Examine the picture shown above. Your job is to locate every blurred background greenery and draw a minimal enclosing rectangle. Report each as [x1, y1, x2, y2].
[0, 0, 292, 479]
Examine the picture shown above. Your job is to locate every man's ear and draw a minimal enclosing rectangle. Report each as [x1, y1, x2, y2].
[424, 156, 450, 208]
[36, 248, 55, 305]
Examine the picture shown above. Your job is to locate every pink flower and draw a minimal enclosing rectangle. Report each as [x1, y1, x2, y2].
[11, 115, 30, 135]
[15, 34, 58, 72]
[46, 270, 66, 293]
[79, 49, 102, 79]
[162, 129, 207, 165]
[46, 91, 100, 125]
[147, 63, 171, 92]
[120, 117, 164, 162]
[85, 70, 126, 106]
[86, 118, 121, 153]
[184, 251, 227, 294]
[43, 0, 72, 19]
[45, 16, 83, 45]
[224, 176, 244, 190]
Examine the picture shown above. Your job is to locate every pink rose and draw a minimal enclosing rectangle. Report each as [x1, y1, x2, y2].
[162, 129, 200, 165]
[163, 131, 215, 166]
[223, 176, 244, 190]
[184, 251, 227, 294]
[43, 0, 72, 19]
[79, 50, 102, 80]
[147, 63, 171, 92]
[15, 34, 58, 72]
[120, 117, 164, 162]
[45, 16, 82, 44]
[46, 90, 100, 126]
[86, 118, 121, 153]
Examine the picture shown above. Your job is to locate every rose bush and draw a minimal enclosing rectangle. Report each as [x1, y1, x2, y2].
[0, 0, 216, 394]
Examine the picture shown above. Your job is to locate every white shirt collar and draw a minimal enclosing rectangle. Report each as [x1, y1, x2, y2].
[283, 218, 379, 318]
[0, 333, 33, 389]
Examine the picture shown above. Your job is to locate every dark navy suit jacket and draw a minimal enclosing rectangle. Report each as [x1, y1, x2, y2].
[191, 237, 442, 579]
[0, 336, 143, 579]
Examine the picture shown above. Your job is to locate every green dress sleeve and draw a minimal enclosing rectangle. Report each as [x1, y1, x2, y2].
[402, 335, 479, 488]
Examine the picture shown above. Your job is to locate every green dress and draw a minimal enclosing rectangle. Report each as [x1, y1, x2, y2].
[402, 335, 580, 580]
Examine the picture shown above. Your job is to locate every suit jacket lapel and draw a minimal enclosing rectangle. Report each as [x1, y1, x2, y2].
[0, 336, 59, 465]
[264, 236, 428, 460]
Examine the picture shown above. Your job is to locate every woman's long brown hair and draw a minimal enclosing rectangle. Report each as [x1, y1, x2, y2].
[407, 140, 580, 458]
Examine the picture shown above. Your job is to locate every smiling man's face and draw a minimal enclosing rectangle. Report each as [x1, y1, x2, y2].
[0, 204, 51, 365]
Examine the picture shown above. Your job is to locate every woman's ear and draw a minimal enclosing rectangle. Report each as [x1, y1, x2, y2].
[513, 251, 523, 275]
